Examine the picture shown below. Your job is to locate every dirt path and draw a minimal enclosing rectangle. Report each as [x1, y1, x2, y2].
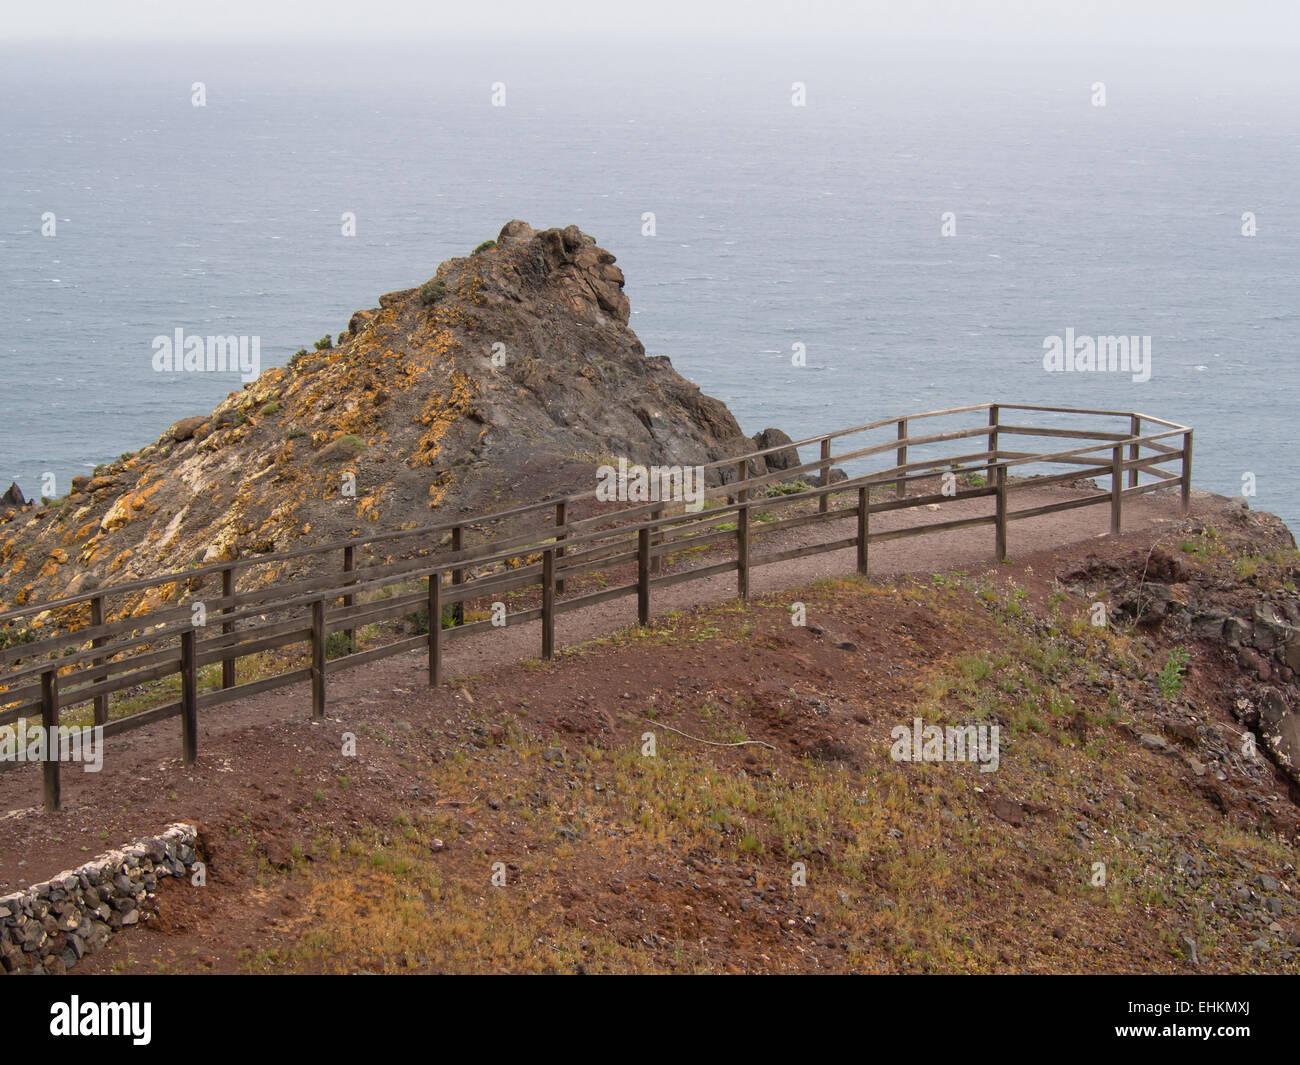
[0, 481, 1197, 874]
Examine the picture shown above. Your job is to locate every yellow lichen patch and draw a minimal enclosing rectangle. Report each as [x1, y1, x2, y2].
[427, 473, 453, 510]
[38, 548, 69, 579]
[411, 371, 480, 468]
[357, 492, 383, 522]
[78, 538, 108, 567]
[100, 496, 133, 532]
[62, 520, 100, 547]
[0, 539, 15, 563]
[131, 581, 179, 617]
[51, 601, 92, 632]
[100, 479, 166, 532]
[108, 549, 134, 575]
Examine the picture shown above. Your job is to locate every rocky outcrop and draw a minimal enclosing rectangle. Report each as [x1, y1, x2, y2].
[751, 428, 801, 473]
[0, 222, 768, 616]
[1062, 530, 1300, 791]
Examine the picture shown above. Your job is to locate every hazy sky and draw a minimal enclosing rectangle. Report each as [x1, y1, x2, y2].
[5, 0, 1298, 50]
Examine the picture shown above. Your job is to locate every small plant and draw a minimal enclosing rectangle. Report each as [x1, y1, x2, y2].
[288, 348, 309, 369]
[286, 426, 307, 440]
[417, 278, 447, 306]
[0, 626, 37, 652]
[325, 631, 352, 659]
[261, 401, 281, 416]
[405, 604, 460, 634]
[473, 240, 496, 254]
[763, 480, 812, 497]
[1157, 647, 1190, 698]
[314, 335, 333, 351]
[318, 434, 367, 463]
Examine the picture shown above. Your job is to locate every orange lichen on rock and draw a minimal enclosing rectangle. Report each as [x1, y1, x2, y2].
[411, 372, 480, 468]
[37, 548, 70, 579]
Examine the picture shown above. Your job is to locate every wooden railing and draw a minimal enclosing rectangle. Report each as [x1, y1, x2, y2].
[0, 403, 1192, 810]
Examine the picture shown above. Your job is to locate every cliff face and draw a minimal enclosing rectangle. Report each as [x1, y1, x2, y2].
[0, 222, 759, 613]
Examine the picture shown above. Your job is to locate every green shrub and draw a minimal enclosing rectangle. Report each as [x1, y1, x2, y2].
[289, 348, 309, 369]
[325, 631, 352, 659]
[0, 626, 37, 652]
[261, 401, 281, 416]
[405, 604, 459, 634]
[1157, 647, 1190, 698]
[473, 240, 496, 254]
[316, 434, 367, 464]
[417, 279, 447, 306]
[314, 335, 333, 351]
[286, 426, 307, 440]
[764, 480, 812, 497]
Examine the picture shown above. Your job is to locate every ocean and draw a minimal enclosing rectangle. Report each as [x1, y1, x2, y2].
[2, 39, 1297, 528]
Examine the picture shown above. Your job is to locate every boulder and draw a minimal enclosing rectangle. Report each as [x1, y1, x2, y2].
[167, 416, 207, 443]
[751, 428, 801, 473]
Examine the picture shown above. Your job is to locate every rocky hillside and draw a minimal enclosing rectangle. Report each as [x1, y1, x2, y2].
[0, 222, 768, 615]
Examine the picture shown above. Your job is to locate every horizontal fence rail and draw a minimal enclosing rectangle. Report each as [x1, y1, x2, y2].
[0, 403, 1192, 810]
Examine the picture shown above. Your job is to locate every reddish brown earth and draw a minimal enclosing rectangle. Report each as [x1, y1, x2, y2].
[3, 483, 1298, 974]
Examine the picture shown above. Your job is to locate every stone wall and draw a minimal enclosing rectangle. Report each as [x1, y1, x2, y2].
[0, 822, 199, 974]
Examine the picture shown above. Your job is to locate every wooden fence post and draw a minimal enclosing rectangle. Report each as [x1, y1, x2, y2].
[40, 668, 60, 813]
[896, 420, 908, 498]
[1181, 430, 1193, 516]
[857, 486, 869, 577]
[737, 461, 750, 599]
[342, 545, 355, 654]
[451, 524, 465, 626]
[221, 566, 236, 689]
[311, 599, 326, 720]
[637, 526, 650, 626]
[1110, 446, 1123, 535]
[986, 405, 1000, 483]
[737, 505, 750, 601]
[1128, 415, 1141, 490]
[818, 439, 831, 513]
[541, 548, 555, 661]
[650, 505, 664, 575]
[90, 594, 108, 726]
[181, 626, 197, 765]
[554, 501, 567, 595]
[995, 464, 1008, 563]
[428, 571, 442, 687]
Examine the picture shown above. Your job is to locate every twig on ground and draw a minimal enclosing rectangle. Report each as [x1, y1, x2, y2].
[640, 717, 776, 750]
